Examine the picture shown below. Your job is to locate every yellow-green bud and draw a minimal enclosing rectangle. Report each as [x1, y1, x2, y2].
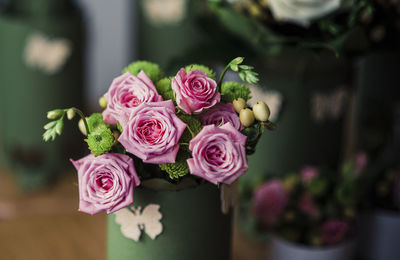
[99, 96, 108, 108]
[239, 108, 255, 127]
[47, 110, 62, 119]
[233, 57, 244, 65]
[79, 118, 88, 136]
[67, 109, 75, 120]
[233, 98, 246, 113]
[252, 101, 270, 122]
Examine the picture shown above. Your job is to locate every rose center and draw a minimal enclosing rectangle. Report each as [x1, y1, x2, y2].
[205, 145, 226, 166]
[96, 175, 114, 191]
[138, 119, 165, 144]
[121, 92, 140, 108]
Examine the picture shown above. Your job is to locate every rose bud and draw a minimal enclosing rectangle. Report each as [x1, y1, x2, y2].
[99, 96, 108, 108]
[233, 98, 246, 113]
[239, 108, 255, 127]
[252, 101, 270, 122]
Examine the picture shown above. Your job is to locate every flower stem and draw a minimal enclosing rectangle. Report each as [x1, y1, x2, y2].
[217, 63, 231, 92]
[71, 107, 90, 136]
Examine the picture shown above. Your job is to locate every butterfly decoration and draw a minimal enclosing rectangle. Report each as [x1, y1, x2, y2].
[247, 84, 284, 122]
[115, 204, 163, 242]
[24, 32, 72, 75]
[142, 0, 187, 26]
[311, 87, 349, 123]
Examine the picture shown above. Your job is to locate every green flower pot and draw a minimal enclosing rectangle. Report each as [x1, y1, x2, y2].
[0, 0, 85, 189]
[107, 183, 232, 260]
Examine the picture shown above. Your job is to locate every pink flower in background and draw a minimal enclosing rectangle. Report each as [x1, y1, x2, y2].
[301, 166, 319, 185]
[172, 68, 220, 114]
[118, 100, 186, 164]
[252, 180, 289, 226]
[70, 153, 140, 215]
[298, 194, 320, 219]
[187, 123, 247, 185]
[321, 220, 350, 245]
[354, 152, 368, 176]
[199, 103, 242, 130]
[103, 71, 163, 125]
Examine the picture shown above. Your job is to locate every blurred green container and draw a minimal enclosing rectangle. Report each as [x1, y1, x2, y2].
[0, 0, 85, 189]
[107, 183, 232, 260]
[244, 51, 352, 181]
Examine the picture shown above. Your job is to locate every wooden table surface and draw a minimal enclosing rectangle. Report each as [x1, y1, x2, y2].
[0, 167, 266, 260]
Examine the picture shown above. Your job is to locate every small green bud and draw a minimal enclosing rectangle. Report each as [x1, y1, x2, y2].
[55, 120, 63, 135]
[239, 108, 255, 127]
[233, 98, 246, 113]
[230, 64, 239, 72]
[99, 96, 108, 108]
[79, 118, 88, 136]
[47, 109, 63, 119]
[232, 57, 244, 65]
[252, 101, 270, 122]
[67, 109, 75, 120]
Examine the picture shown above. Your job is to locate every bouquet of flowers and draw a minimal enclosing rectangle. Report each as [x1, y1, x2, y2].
[42, 57, 274, 215]
[240, 154, 366, 246]
[208, 0, 372, 55]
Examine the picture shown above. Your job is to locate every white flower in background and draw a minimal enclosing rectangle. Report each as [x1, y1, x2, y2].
[143, 0, 187, 26]
[24, 32, 72, 75]
[266, 0, 342, 27]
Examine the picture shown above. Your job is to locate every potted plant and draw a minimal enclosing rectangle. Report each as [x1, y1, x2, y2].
[240, 155, 366, 260]
[42, 58, 275, 260]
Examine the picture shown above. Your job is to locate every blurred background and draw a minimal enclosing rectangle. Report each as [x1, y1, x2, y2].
[0, 0, 399, 259]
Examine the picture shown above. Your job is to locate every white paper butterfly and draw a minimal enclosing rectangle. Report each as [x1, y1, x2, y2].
[247, 84, 284, 122]
[115, 204, 163, 242]
[311, 87, 349, 123]
[143, 0, 187, 26]
[24, 32, 72, 75]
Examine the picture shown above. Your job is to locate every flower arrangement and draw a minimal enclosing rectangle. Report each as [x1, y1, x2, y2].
[240, 154, 366, 246]
[42, 57, 275, 215]
[208, 0, 373, 54]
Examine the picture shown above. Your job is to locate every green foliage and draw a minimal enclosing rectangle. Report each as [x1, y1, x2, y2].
[43, 119, 64, 141]
[85, 128, 115, 156]
[155, 77, 175, 101]
[185, 64, 216, 79]
[221, 81, 251, 102]
[122, 60, 164, 83]
[87, 113, 109, 132]
[178, 114, 202, 143]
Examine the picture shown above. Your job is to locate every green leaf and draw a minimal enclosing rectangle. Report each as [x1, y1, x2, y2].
[43, 121, 57, 130]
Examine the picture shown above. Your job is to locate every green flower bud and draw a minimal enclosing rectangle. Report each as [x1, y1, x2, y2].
[67, 109, 75, 120]
[78, 118, 88, 136]
[85, 128, 114, 156]
[87, 113, 108, 132]
[239, 108, 255, 127]
[122, 60, 164, 83]
[47, 109, 63, 119]
[155, 77, 175, 101]
[221, 81, 251, 103]
[55, 120, 63, 135]
[233, 98, 246, 113]
[232, 57, 244, 65]
[252, 101, 270, 122]
[99, 96, 108, 108]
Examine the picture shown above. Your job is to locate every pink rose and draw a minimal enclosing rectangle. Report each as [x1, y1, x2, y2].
[199, 103, 242, 130]
[321, 220, 350, 245]
[301, 166, 319, 185]
[70, 153, 140, 215]
[252, 180, 289, 226]
[171, 68, 220, 114]
[103, 71, 163, 125]
[298, 194, 320, 219]
[118, 100, 186, 164]
[187, 123, 247, 185]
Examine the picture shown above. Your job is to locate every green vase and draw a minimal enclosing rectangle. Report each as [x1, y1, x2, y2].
[244, 51, 352, 180]
[107, 183, 232, 260]
[0, 0, 85, 189]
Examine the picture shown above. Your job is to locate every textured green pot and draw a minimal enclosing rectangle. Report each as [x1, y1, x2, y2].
[107, 184, 232, 260]
[245, 51, 352, 180]
[0, 1, 84, 189]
